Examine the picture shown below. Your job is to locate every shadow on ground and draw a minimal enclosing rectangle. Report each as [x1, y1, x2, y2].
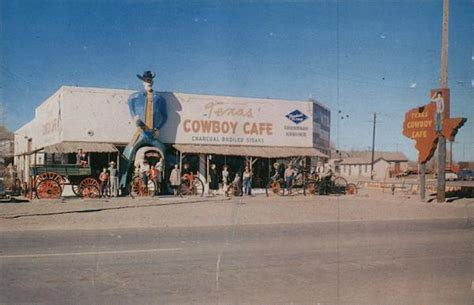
[427, 191, 474, 203]
[0, 197, 231, 219]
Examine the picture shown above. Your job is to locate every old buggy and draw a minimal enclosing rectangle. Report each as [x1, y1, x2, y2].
[28, 164, 102, 199]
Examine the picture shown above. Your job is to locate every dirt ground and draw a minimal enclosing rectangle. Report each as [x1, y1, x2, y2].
[0, 188, 472, 232]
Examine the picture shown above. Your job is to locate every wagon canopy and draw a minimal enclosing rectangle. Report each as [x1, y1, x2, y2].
[173, 144, 327, 158]
[43, 141, 118, 154]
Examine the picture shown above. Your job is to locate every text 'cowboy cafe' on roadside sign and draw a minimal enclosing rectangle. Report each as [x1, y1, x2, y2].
[402, 88, 466, 164]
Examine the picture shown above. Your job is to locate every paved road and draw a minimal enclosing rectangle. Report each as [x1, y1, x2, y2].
[1, 219, 472, 305]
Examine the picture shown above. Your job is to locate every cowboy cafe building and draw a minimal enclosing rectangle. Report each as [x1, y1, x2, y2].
[14, 86, 331, 194]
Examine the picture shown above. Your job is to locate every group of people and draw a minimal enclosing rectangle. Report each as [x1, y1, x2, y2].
[145, 160, 334, 197]
[210, 164, 253, 196]
[98, 161, 119, 197]
[166, 163, 254, 196]
[271, 160, 334, 194]
[75, 143, 334, 197]
[136, 158, 163, 191]
[271, 162, 301, 191]
[219, 164, 253, 196]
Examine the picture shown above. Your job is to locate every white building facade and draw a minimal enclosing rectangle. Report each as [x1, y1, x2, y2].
[15, 86, 331, 183]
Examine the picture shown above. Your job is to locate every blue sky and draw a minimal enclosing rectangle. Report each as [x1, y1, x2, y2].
[1, 0, 473, 161]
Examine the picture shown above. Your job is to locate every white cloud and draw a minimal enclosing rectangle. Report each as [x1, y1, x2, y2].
[410, 82, 417, 88]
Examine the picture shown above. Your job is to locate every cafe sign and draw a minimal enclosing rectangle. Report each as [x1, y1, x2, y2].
[160, 93, 314, 147]
[402, 89, 466, 163]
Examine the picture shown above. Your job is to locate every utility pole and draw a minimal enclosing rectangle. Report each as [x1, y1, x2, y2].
[370, 112, 376, 180]
[449, 141, 453, 169]
[437, 0, 449, 202]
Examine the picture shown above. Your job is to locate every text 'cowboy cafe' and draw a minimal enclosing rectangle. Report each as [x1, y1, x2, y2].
[14, 85, 331, 192]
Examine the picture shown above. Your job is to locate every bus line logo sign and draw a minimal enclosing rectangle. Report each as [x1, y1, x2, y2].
[286, 110, 308, 124]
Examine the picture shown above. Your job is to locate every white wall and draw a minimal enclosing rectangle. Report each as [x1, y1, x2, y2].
[373, 159, 391, 180]
[340, 161, 391, 180]
[60, 86, 135, 143]
[341, 164, 372, 178]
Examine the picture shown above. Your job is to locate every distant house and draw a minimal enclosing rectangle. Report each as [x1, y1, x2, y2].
[458, 162, 474, 170]
[339, 151, 408, 179]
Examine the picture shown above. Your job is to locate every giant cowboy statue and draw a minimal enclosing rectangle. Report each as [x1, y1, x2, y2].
[120, 70, 168, 191]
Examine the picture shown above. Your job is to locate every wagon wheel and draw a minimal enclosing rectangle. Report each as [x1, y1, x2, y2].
[287, 173, 306, 196]
[225, 183, 238, 197]
[178, 177, 204, 197]
[332, 176, 348, 195]
[79, 178, 101, 199]
[36, 178, 62, 199]
[305, 180, 320, 196]
[71, 184, 82, 197]
[190, 177, 204, 197]
[266, 179, 285, 197]
[81, 185, 101, 199]
[130, 176, 156, 198]
[346, 183, 358, 195]
[35, 172, 65, 188]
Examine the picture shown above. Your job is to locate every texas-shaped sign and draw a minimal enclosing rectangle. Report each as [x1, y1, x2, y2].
[403, 102, 466, 163]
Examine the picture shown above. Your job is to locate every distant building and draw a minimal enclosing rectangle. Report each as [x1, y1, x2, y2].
[339, 151, 408, 180]
[0, 126, 14, 163]
[310, 97, 331, 157]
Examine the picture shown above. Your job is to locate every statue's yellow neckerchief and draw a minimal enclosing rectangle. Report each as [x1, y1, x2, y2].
[145, 90, 154, 128]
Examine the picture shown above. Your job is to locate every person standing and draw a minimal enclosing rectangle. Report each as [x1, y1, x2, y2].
[76, 149, 82, 165]
[232, 172, 242, 196]
[169, 164, 180, 196]
[77, 149, 88, 167]
[284, 164, 295, 192]
[140, 160, 150, 186]
[431, 91, 445, 133]
[315, 162, 325, 177]
[108, 161, 119, 197]
[319, 164, 333, 195]
[99, 168, 109, 197]
[271, 162, 281, 179]
[182, 162, 194, 186]
[209, 163, 219, 196]
[156, 157, 163, 184]
[242, 165, 252, 195]
[221, 165, 229, 193]
[149, 165, 159, 195]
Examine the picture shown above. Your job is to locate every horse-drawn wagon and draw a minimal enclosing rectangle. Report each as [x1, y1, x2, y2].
[28, 164, 101, 199]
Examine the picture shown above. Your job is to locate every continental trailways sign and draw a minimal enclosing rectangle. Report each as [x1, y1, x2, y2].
[402, 89, 466, 163]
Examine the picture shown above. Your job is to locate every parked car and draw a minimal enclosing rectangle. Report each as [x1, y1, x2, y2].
[434, 171, 458, 181]
[446, 172, 458, 181]
[458, 169, 474, 181]
[395, 169, 418, 178]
